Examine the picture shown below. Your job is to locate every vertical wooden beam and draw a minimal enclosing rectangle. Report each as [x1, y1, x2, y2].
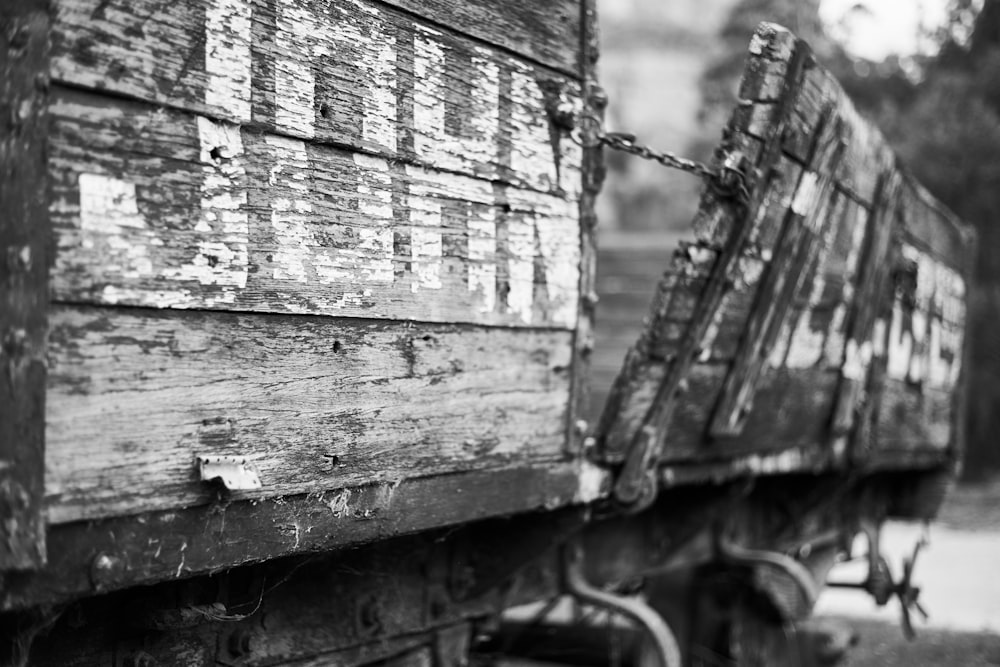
[0, 0, 50, 569]
[567, 0, 602, 453]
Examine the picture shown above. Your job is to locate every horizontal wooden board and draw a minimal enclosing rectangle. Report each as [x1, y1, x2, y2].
[51, 0, 582, 191]
[382, 0, 581, 75]
[44, 305, 582, 523]
[6, 464, 593, 610]
[48, 88, 580, 327]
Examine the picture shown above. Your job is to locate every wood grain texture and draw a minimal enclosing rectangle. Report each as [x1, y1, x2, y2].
[709, 107, 846, 437]
[51, 0, 583, 191]
[5, 465, 585, 610]
[48, 88, 580, 328]
[596, 22, 974, 473]
[45, 305, 578, 523]
[382, 0, 581, 75]
[0, 0, 50, 570]
[565, 0, 603, 452]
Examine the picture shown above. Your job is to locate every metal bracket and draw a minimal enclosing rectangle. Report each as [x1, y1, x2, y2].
[197, 455, 262, 491]
[612, 425, 659, 510]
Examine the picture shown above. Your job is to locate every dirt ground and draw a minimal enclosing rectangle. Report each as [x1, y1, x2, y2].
[830, 617, 1000, 666]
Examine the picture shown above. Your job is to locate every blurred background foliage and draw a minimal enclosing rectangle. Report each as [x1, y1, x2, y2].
[596, 0, 1000, 479]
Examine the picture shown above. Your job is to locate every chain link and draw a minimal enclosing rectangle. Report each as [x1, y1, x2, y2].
[582, 126, 751, 203]
[598, 132, 719, 182]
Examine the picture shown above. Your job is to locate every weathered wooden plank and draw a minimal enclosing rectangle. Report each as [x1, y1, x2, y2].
[597, 24, 811, 464]
[0, 0, 50, 570]
[709, 109, 846, 437]
[565, 0, 602, 452]
[665, 365, 840, 461]
[51, 0, 582, 191]
[596, 22, 974, 473]
[897, 179, 970, 272]
[382, 0, 581, 75]
[48, 88, 580, 327]
[5, 465, 591, 610]
[44, 305, 585, 523]
[829, 174, 901, 437]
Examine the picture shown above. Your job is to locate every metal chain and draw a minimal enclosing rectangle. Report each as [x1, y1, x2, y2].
[589, 128, 751, 203]
[598, 132, 719, 182]
[558, 107, 750, 201]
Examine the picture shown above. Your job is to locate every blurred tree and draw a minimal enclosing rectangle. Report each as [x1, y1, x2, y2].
[891, 0, 1000, 481]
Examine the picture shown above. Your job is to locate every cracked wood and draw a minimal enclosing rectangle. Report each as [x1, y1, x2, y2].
[45, 306, 575, 523]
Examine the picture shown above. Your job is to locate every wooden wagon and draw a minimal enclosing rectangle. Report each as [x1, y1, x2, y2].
[0, 0, 974, 664]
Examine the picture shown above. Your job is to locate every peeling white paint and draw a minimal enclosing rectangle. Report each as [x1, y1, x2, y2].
[886, 302, 913, 380]
[510, 63, 558, 191]
[468, 209, 497, 314]
[79, 173, 146, 233]
[841, 339, 873, 381]
[336, 8, 398, 151]
[791, 171, 819, 216]
[204, 0, 252, 122]
[768, 320, 792, 368]
[274, 2, 322, 138]
[786, 211, 839, 368]
[872, 318, 887, 357]
[267, 135, 313, 283]
[77, 173, 157, 288]
[734, 256, 765, 289]
[785, 328, 825, 368]
[506, 217, 535, 324]
[162, 117, 249, 294]
[354, 154, 395, 283]
[513, 187, 580, 327]
[363, 32, 398, 151]
[412, 32, 500, 174]
[408, 196, 443, 293]
[407, 165, 506, 315]
[698, 305, 723, 362]
[748, 32, 769, 55]
[469, 50, 502, 163]
[886, 244, 965, 388]
[574, 459, 609, 504]
[267, 141, 398, 290]
[413, 29, 446, 157]
[720, 448, 807, 476]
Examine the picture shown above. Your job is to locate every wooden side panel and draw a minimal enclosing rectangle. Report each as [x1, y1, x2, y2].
[6, 468, 584, 610]
[51, 0, 582, 191]
[45, 306, 577, 523]
[0, 0, 50, 570]
[48, 89, 580, 327]
[596, 23, 974, 471]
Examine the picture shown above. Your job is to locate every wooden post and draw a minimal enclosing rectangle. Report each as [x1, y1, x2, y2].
[0, 0, 50, 570]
